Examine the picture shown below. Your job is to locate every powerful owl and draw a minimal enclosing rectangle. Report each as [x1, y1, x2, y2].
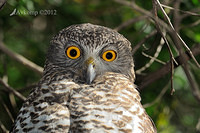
[11, 23, 157, 133]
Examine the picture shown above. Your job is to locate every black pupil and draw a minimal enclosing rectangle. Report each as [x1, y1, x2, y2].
[70, 49, 77, 57]
[106, 52, 113, 59]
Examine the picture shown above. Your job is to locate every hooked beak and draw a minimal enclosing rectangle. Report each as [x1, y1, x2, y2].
[86, 57, 96, 84]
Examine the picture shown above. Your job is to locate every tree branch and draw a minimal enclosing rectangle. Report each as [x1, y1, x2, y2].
[143, 82, 169, 108]
[138, 44, 200, 89]
[113, 0, 171, 31]
[0, 120, 8, 133]
[0, 78, 26, 101]
[0, 42, 43, 75]
[136, 37, 165, 75]
[0, 0, 6, 10]
[155, 0, 200, 68]
[0, 97, 14, 122]
[114, 16, 148, 31]
[171, 0, 200, 103]
[161, 4, 200, 17]
[132, 30, 157, 54]
[114, 0, 200, 68]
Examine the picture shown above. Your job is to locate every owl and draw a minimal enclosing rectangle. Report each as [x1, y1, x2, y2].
[11, 23, 157, 133]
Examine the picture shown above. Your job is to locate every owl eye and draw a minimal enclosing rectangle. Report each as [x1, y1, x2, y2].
[102, 50, 117, 62]
[66, 46, 81, 59]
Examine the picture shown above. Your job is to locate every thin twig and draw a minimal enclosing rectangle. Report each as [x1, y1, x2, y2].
[0, 42, 43, 75]
[155, 0, 200, 68]
[9, 93, 18, 114]
[179, 19, 200, 30]
[152, 0, 177, 95]
[114, 16, 148, 31]
[132, 30, 157, 54]
[0, 97, 14, 122]
[182, 63, 200, 104]
[114, 0, 200, 68]
[18, 83, 37, 92]
[113, 0, 171, 31]
[0, 120, 9, 133]
[141, 52, 166, 65]
[181, 8, 200, 19]
[0, 0, 6, 10]
[0, 78, 26, 101]
[171, 0, 200, 104]
[197, 118, 200, 132]
[170, 56, 175, 95]
[136, 37, 165, 75]
[143, 82, 170, 108]
[152, 0, 177, 65]
[138, 44, 200, 90]
[161, 4, 200, 16]
[113, 0, 178, 64]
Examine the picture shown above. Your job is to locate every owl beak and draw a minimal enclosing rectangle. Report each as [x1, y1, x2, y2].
[86, 57, 96, 84]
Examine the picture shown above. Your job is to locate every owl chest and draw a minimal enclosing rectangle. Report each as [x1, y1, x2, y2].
[68, 88, 145, 132]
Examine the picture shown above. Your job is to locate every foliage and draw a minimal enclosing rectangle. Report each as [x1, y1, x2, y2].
[0, 0, 200, 132]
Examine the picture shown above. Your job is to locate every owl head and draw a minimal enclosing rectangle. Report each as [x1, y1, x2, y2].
[45, 23, 135, 84]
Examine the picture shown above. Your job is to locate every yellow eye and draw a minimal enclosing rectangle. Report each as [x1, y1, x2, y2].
[66, 46, 81, 59]
[102, 50, 117, 62]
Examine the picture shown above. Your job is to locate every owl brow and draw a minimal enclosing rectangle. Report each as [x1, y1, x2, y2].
[64, 41, 85, 54]
[97, 43, 117, 56]
[116, 41, 127, 50]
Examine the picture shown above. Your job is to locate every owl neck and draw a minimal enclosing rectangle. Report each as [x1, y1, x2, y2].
[43, 60, 59, 76]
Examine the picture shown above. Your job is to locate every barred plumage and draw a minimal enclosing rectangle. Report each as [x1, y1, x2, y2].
[11, 23, 157, 133]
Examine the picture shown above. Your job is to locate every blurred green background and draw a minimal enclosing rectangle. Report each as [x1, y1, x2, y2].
[0, 0, 200, 132]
